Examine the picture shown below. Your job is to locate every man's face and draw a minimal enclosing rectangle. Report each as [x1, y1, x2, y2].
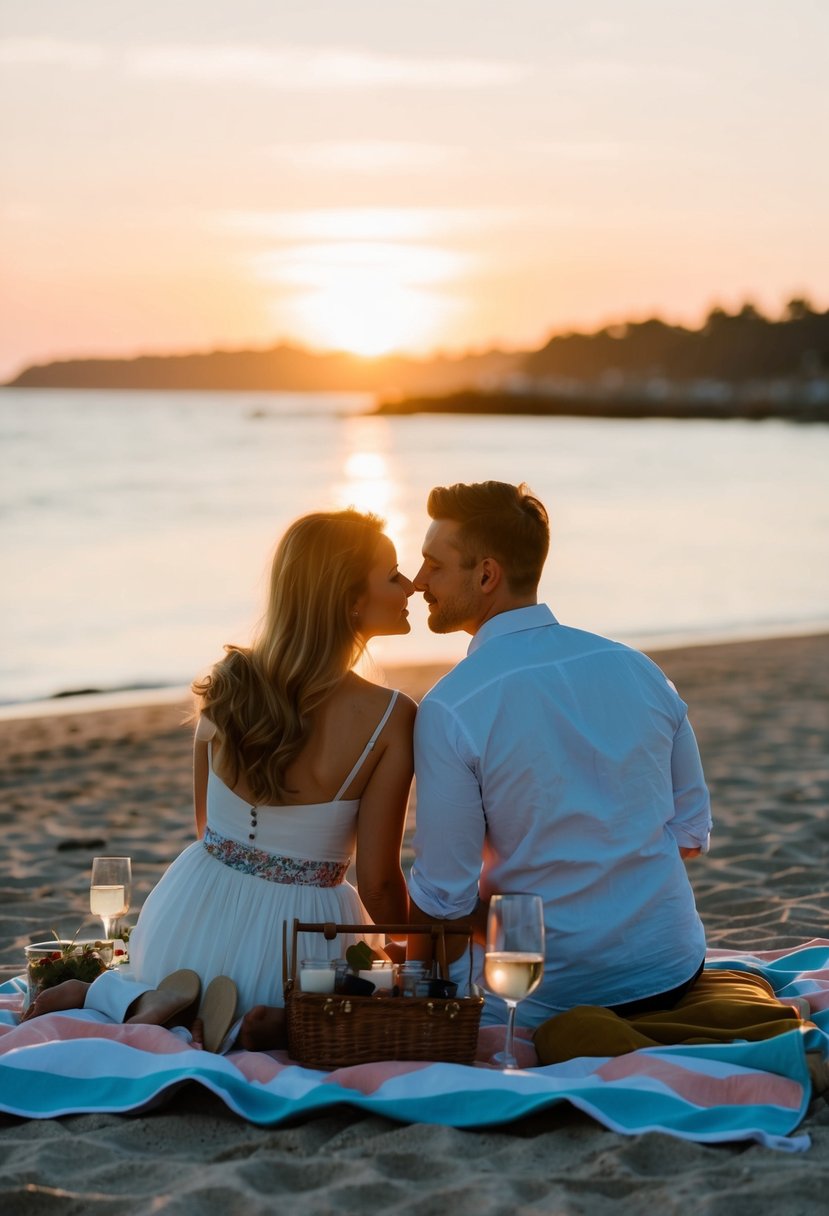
[413, 519, 483, 634]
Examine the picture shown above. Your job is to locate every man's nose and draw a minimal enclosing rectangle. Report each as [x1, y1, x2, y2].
[412, 564, 428, 591]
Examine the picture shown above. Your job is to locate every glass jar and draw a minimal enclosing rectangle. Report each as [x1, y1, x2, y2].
[370, 960, 395, 992]
[299, 958, 336, 993]
[397, 961, 429, 997]
[331, 958, 350, 992]
[24, 940, 111, 1012]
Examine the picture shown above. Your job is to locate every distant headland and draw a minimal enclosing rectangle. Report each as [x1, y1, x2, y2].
[4, 343, 521, 398]
[6, 300, 829, 421]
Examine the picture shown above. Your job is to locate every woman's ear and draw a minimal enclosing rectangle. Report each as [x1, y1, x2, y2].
[350, 591, 367, 625]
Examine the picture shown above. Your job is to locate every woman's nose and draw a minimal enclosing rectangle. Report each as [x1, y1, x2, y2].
[400, 573, 415, 597]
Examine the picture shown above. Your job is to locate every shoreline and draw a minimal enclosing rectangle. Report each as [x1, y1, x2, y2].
[374, 387, 829, 423]
[2, 620, 828, 723]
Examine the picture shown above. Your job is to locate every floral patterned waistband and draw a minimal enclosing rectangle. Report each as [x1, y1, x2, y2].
[203, 826, 349, 887]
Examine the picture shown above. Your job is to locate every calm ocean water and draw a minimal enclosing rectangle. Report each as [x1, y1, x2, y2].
[2, 388, 828, 707]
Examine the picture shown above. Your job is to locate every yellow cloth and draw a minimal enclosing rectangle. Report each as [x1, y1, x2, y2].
[533, 969, 806, 1065]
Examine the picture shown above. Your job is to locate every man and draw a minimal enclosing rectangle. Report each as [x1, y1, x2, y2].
[407, 481, 711, 1027]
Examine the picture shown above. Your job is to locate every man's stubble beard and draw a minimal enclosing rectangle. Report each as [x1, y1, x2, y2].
[425, 585, 480, 634]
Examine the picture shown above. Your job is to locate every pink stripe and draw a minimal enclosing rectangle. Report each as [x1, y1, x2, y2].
[322, 1060, 432, 1094]
[596, 1053, 803, 1110]
[227, 1049, 292, 1083]
[0, 1014, 195, 1055]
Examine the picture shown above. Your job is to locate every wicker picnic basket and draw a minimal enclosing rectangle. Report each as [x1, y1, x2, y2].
[283, 920, 484, 1069]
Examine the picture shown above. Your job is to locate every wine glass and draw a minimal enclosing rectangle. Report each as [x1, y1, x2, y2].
[484, 893, 545, 1069]
[89, 856, 131, 941]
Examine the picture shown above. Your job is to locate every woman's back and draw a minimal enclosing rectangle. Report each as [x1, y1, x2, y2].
[204, 682, 402, 867]
[209, 674, 405, 808]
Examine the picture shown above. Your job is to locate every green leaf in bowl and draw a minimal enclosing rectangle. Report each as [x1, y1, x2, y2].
[345, 941, 376, 972]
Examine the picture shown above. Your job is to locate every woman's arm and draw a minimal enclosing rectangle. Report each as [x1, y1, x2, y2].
[354, 696, 416, 926]
[193, 738, 208, 839]
[193, 716, 217, 839]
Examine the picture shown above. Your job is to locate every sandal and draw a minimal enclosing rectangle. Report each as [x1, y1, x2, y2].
[157, 968, 201, 1022]
[198, 976, 238, 1052]
[125, 969, 201, 1025]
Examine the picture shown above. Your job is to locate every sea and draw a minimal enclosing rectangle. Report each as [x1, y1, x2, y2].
[2, 388, 828, 711]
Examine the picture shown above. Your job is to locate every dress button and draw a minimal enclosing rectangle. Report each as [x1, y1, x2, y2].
[249, 833, 255, 841]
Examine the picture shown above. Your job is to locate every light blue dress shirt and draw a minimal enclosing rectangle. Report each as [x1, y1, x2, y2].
[408, 604, 711, 1024]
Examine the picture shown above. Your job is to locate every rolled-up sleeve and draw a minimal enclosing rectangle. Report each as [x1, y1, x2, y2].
[668, 714, 712, 852]
[407, 697, 485, 919]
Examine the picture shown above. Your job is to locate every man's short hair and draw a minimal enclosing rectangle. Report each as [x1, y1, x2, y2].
[427, 481, 550, 595]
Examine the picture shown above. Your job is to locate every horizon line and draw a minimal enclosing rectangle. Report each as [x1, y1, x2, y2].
[6, 295, 826, 382]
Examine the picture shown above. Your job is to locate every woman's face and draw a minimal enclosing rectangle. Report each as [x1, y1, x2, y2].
[354, 535, 414, 638]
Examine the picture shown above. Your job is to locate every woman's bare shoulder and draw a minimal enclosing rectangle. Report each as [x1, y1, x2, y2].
[385, 691, 416, 741]
[194, 715, 218, 742]
[343, 673, 416, 727]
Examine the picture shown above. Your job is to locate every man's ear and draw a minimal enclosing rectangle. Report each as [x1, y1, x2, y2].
[479, 557, 501, 593]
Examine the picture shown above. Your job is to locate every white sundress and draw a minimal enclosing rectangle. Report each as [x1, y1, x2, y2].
[128, 692, 398, 1013]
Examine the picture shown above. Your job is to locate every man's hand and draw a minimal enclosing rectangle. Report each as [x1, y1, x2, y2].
[679, 846, 702, 859]
[407, 898, 488, 965]
[383, 939, 406, 964]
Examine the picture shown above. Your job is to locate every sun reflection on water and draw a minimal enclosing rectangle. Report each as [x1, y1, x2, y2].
[335, 418, 408, 554]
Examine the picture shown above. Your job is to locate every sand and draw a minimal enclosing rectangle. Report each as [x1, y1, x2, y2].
[1, 636, 828, 1212]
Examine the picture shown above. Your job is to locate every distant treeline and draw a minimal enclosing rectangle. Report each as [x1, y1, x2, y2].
[523, 300, 829, 383]
[4, 344, 520, 396]
[5, 298, 828, 399]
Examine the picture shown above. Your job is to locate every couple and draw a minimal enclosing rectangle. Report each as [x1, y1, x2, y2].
[24, 480, 711, 1052]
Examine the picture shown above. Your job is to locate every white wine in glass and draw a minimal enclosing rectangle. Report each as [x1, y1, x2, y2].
[484, 893, 545, 1069]
[90, 856, 131, 941]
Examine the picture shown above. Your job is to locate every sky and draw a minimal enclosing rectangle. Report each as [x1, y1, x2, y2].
[1, 1, 827, 379]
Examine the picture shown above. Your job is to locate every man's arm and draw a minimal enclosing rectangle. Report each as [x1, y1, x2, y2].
[407, 697, 488, 964]
[668, 714, 712, 854]
[408, 894, 488, 964]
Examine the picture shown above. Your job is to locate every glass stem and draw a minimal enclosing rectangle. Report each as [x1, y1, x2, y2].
[101, 917, 112, 941]
[504, 1000, 518, 1068]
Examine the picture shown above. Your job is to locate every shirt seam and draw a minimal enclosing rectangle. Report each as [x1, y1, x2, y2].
[427, 643, 652, 714]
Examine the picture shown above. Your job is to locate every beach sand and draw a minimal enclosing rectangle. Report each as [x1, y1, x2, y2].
[1, 635, 828, 1212]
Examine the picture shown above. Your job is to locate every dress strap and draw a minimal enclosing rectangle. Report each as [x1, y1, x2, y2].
[333, 690, 400, 801]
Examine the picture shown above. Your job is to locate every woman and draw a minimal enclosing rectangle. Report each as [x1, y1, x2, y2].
[24, 510, 416, 1049]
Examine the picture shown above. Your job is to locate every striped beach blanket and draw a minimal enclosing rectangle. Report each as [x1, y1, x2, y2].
[1, 940, 827, 1152]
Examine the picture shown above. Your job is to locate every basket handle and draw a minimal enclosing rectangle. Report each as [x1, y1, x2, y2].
[285, 920, 461, 983]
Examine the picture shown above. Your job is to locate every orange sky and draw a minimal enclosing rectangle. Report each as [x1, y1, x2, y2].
[1, 2, 827, 379]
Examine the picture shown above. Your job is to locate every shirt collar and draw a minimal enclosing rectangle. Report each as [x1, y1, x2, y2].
[467, 603, 559, 656]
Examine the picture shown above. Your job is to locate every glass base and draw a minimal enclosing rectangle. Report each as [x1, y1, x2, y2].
[489, 1050, 520, 1070]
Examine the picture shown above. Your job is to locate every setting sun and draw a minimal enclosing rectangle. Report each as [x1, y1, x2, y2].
[293, 282, 445, 356]
[256, 231, 466, 355]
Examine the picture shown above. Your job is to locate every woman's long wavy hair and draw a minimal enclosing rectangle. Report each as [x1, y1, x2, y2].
[192, 509, 385, 804]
